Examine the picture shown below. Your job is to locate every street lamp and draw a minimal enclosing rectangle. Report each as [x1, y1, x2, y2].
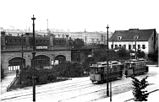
[106, 25, 109, 97]
[20, 33, 24, 84]
[106, 25, 112, 102]
[31, 15, 36, 102]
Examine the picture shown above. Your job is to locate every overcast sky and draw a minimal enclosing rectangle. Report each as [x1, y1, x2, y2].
[0, 0, 158, 32]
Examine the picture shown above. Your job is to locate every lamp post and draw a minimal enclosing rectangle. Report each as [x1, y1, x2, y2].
[106, 25, 109, 97]
[106, 25, 112, 102]
[20, 33, 24, 84]
[31, 15, 36, 102]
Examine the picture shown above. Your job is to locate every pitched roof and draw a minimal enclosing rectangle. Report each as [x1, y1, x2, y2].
[110, 29, 156, 41]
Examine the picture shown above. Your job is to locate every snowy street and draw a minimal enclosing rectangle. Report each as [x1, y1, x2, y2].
[1, 73, 16, 94]
[1, 65, 159, 102]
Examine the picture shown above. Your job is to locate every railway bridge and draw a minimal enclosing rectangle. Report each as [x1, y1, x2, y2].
[1, 31, 73, 73]
[1, 48, 71, 73]
[1, 31, 92, 73]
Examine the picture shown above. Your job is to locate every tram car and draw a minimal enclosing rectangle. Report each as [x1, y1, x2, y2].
[90, 61, 123, 83]
[124, 59, 148, 77]
[90, 59, 148, 83]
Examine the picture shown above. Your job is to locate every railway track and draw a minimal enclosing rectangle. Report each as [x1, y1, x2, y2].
[1, 77, 132, 102]
[1, 73, 150, 102]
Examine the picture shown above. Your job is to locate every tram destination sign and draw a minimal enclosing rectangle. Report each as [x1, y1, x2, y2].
[36, 46, 48, 50]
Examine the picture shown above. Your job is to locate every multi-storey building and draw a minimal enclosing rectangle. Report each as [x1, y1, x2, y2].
[109, 28, 158, 54]
[51, 31, 108, 45]
[1, 28, 111, 45]
[1, 31, 92, 73]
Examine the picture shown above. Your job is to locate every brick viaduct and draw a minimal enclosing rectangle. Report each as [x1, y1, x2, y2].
[1, 49, 72, 73]
[1, 32, 92, 73]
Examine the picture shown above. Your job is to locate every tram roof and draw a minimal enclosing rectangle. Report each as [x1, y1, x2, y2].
[125, 58, 147, 63]
[90, 61, 122, 68]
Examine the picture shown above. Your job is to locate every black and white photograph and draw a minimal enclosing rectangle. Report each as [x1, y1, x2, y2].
[0, 0, 159, 102]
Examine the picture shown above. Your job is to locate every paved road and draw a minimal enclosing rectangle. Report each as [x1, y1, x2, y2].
[1, 65, 158, 102]
[1, 73, 16, 94]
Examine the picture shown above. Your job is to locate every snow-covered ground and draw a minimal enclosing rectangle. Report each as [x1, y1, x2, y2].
[1, 65, 159, 102]
[1, 73, 16, 94]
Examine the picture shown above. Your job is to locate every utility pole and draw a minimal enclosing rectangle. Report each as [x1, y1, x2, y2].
[106, 25, 109, 97]
[31, 15, 36, 102]
[107, 25, 112, 102]
[20, 34, 24, 84]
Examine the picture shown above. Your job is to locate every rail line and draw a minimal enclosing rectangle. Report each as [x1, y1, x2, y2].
[1, 74, 150, 102]
[1, 80, 132, 102]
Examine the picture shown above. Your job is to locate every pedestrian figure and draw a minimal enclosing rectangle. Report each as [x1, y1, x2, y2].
[16, 69, 19, 77]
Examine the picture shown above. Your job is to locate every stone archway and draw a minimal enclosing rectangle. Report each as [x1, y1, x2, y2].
[55, 55, 66, 64]
[32, 55, 50, 69]
[8, 57, 25, 71]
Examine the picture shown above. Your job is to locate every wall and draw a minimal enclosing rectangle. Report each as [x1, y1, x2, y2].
[1, 50, 71, 73]
[109, 41, 149, 54]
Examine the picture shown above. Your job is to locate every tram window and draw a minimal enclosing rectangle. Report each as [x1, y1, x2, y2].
[95, 68, 98, 73]
[90, 68, 95, 73]
[97, 68, 100, 73]
[129, 63, 133, 69]
[113, 67, 117, 72]
[101, 67, 104, 72]
[104, 67, 107, 71]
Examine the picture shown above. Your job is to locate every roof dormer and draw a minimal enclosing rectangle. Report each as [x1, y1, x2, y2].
[117, 36, 122, 40]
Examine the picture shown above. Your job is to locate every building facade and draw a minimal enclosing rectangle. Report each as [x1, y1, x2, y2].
[51, 31, 108, 45]
[1, 30, 92, 73]
[109, 29, 158, 54]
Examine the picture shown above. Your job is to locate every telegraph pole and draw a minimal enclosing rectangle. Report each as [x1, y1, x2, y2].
[31, 15, 36, 102]
[106, 25, 109, 97]
[107, 25, 112, 102]
[20, 34, 24, 84]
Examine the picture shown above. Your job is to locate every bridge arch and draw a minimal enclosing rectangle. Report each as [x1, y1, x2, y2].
[54, 55, 66, 64]
[32, 55, 50, 69]
[8, 57, 25, 71]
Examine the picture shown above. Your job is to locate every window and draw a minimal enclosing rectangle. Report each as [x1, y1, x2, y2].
[111, 44, 113, 49]
[138, 45, 140, 49]
[129, 45, 131, 50]
[119, 44, 121, 48]
[117, 36, 122, 40]
[134, 35, 139, 40]
[133, 45, 136, 49]
[123, 45, 126, 49]
[115, 44, 118, 48]
[14, 39, 17, 42]
[142, 45, 145, 49]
